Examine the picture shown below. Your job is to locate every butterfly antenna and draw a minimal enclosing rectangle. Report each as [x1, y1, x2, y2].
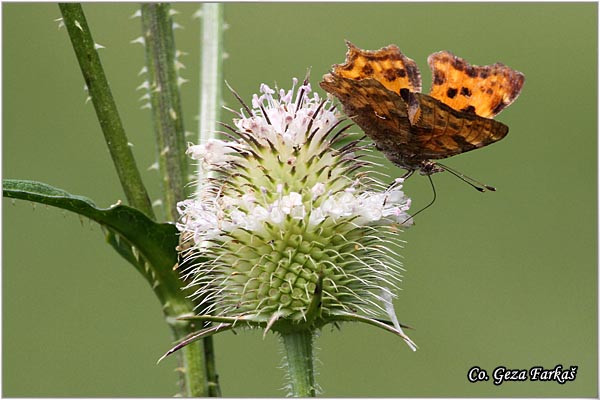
[401, 174, 437, 225]
[436, 162, 496, 192]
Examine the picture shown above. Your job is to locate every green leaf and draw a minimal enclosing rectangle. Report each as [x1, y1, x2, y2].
[3, 179, 178, 291]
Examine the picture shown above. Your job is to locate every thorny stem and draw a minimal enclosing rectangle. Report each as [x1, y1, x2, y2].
[281, 331, 317, 397]
[60, 3, 210, 396]
[58, 3, 155, 219]
[141, 3, 188, 222]
[140, 4, 214, 397]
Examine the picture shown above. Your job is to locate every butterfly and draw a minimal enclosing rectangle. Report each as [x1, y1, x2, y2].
[320, 41, 525, 187]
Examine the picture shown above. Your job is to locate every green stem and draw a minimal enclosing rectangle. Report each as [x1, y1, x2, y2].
[281, 331, 317, 397]
[140, 3, 188, 222]
[167, 317, 210, 397]
[58, 3, 155, 219]
[195, 4, 225, 397]
[60, 4, 208, 396]
[204, 331, 221, 396]
[198, 3, 224, 182]
[139, 3, 213, 396]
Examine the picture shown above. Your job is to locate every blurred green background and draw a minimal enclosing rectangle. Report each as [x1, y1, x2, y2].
[2, 2, 597, 397]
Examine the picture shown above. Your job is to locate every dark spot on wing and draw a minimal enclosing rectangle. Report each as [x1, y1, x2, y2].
[362, 64, 374, 75]
[461, 105, 476, 114]
[452, 134, 477, 150]
[448, 121, 461, 131]
[453, 58, 466, 71]
[447, 88, 458, 98]
[491, 101, 507, 115]
[382, 68, 398, 82]
[433, 70, 446, 85]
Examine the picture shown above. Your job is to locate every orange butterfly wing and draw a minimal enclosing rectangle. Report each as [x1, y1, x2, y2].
[320, 42, 525, 173]
[332, 40, 422, 94]
[427, 51, 525, 118]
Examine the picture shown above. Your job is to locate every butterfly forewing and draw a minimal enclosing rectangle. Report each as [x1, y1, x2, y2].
[333, 41, 422, 94]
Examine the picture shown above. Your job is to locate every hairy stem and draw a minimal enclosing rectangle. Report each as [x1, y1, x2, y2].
[281, 331, 317, 397]
[139, 3, 212, 396]
[141, 3, 188, 222]
[60, 3, 209, 396]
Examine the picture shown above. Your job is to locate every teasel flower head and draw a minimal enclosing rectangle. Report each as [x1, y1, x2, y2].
[164, 77, 416, 363]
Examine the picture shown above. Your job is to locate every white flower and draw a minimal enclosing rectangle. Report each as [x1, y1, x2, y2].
[186, 138, 236, 171]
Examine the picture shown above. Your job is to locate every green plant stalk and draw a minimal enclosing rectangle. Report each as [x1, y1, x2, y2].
[203, 329, 221, 397]
[140, 3, 188, 222]
[139, 3, 215, 396]
[58, 4, 209, 396]
[197, 3, 224, 182]
[281, 331, 317, 397]
[58, 3, 154, 219]
[194, 4, 225, 397]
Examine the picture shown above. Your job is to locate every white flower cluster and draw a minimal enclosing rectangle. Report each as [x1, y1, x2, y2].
[240, 81, 337, 147]
[178, 180, 411, 247]
[178, 80, 412, 249]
